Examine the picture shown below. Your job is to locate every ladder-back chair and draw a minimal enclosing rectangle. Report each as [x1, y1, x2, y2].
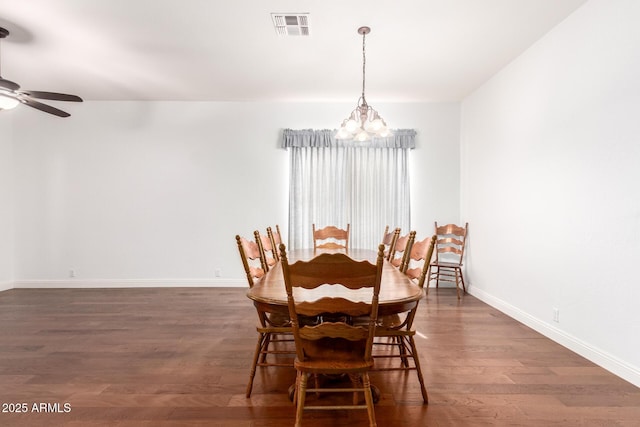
[429, 222, 469, 299]
[389, 230, 415, 269]
[312, 224, 350, 251]
[279, 243, 384, 427]
[372, 234, 436, 403]
[255, 229, 277, 271]
[236, 234, 293, 397]
[381, 226, 400, 261]
[267, 225, 283, 262]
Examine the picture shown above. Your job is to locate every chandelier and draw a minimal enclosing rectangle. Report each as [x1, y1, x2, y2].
[336, 26, 391, 141]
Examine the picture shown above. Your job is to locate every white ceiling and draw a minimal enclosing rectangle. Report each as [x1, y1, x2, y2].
[0, 0, 587, 103]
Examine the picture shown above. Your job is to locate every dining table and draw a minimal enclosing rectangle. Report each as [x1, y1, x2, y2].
[246, 247, 424, 323]
[245, 247, 425, 402]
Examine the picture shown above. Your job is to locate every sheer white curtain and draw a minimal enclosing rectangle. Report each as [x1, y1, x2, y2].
[283, 129, 415, 250]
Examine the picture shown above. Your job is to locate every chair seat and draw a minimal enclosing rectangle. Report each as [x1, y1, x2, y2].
[430, 261, 462, 268]
[375, 325, 416, 337]
[295, 358, 374, 374]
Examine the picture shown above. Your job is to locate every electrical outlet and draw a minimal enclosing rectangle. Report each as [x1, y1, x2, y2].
[214, 269, 221, 277]
[69, 269, 76, 278]
[553, 307, 560, 323]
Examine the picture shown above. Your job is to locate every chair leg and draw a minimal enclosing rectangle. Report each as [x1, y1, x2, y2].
[259, 333, 272, 363]
[246, 332, 267, 397]
[295, 371, 307, 427]
[362, 373, 377, 427]
[348, 373, 360, 405]
[401, 336, 411, 367]
[314, 374, 320, 399]
[458, 267, 467, 293]
[292, 371, 300, 405]
[454, 269, 463, 299]
[408, 336, 429, 404]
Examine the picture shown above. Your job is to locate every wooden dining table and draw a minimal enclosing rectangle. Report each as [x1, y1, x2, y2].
[246, 247, 425, 402]
[246, 248, 424, 318]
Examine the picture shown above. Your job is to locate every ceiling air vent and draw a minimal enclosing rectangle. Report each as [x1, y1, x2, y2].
[271, 13, 310, 36]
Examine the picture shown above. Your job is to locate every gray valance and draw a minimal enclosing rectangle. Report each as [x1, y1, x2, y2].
[281, 129, 416, 149]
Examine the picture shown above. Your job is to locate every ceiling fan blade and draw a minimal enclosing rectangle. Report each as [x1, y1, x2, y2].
[21, 90, 83, 102]
[22, 98, 71, 117]
[0, 77, 20, 91]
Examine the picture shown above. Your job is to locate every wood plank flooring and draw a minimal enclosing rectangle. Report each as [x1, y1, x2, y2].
[0, 287, 638, 426]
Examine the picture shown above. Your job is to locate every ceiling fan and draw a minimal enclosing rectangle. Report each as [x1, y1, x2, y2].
[0, 27, 82, 117]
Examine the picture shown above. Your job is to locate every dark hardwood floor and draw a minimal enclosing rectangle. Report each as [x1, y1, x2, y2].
[0, 287, 638, 426]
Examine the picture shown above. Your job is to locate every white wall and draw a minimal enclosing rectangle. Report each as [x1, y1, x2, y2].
[410, 104, 461, 233]
[461, 0, 640, 386]
[0, 116, 13, 291]
[8, 101, 459, 286]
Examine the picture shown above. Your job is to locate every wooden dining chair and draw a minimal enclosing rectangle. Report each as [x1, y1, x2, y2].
[429, 222, 468, 299]
[312, 223, 350, 251]
[381, 226, 400, 261]
[403, 234, 437, 290]
[236, 234, 293, 398]
[279, 243, 384, 427]
[255, 229, 277, 271]
[267, 225, 283, 262]
[389, 230, 415, 269]
[236, 234, 266, 288]
[370, 234, 435, 404]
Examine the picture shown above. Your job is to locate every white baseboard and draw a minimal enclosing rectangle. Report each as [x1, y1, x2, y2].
[12, 278, 245, 289]
[469, 286, 640, 388]
[0, 281, 12, 292]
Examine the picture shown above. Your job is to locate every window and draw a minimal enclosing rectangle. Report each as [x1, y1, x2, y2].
[283, 129, 416, 250]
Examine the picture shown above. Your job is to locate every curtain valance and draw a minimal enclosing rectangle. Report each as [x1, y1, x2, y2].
[281, 129, 416, 149]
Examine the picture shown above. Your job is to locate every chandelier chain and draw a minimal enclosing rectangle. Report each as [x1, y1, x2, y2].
[361, 30, 366, 101]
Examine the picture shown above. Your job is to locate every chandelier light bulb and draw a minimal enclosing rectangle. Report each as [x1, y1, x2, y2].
[345, 118, 359, 133]
[354, 129, 371, 142]
[365, 117, 383, 132]
[336, 126, 352, 139]
[378, 127, 392, 138]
